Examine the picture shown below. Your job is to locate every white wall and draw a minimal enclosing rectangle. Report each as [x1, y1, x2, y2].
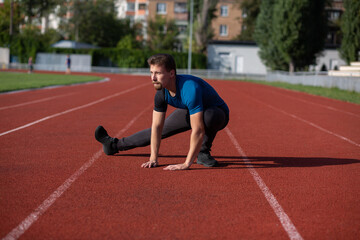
[208, 43, 267, 74]
[0, 47, 10, 65]
[315, 49, 346, 71]
[208, 42, 347, 75]
[35, 53, 92, 72]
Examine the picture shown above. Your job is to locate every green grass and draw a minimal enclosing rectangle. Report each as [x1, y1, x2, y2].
[1, 71, 358, 104]
[0, 72, 103, 93]
[243, 79, 360, 105]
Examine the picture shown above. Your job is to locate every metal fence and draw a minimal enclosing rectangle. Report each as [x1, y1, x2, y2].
[3, 63, 266, 81]
[91, 66, 266, 80]
[3, 63, 359, 92]
[267, 71, 360, 92]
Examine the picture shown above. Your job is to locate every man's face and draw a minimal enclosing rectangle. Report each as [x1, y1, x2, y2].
[150, 64, 174, 90]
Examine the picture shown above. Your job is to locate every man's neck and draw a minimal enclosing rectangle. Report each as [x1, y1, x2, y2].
[167, 76, 177, 97]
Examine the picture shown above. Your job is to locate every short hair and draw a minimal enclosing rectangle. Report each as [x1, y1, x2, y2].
[147, 54, 177, 74]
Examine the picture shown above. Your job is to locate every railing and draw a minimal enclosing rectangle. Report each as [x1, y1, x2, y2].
[267, 71, 360, 92]
[3, 63, 359, 92]
[2, 63, 266, 81]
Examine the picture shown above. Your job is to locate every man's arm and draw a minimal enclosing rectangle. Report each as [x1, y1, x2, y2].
[141, 110, 166, 168]
[164, 111, 205, 170]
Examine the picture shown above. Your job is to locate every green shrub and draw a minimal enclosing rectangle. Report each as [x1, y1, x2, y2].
[54, 48, 207, 69]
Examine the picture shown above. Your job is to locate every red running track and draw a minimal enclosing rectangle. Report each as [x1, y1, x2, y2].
[0, 72, 359, 239]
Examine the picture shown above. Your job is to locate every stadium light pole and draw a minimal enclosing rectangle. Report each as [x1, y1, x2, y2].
[187, 0, 194, 74]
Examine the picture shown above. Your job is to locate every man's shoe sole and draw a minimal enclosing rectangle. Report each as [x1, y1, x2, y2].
[197, 159, 218, 167]
[95, 125, 108, 143]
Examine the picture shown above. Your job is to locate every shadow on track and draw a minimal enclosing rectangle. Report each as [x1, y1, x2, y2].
[115, 153, 360, 169]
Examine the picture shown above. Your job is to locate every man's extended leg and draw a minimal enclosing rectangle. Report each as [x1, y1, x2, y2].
[95, 109, 191, 155]
[117, 108, 191, 151]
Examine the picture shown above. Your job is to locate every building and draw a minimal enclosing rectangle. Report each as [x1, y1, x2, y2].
[121, 0, 149, 39]
[118, 0, 242, 49]
[326, 0, 344, 46]
[147, 0, 189, 49]
[207, 41, 347, 75]
[117, 0, 188, 49]
[207, 41, 267, 74]
[211, 0, 242, 41]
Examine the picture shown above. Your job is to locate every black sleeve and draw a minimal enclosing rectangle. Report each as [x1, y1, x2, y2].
[154, 89, 167, 112]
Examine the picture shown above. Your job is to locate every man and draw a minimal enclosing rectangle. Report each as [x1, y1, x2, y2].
[66, 55, 71, 74]
[28, 57, 33, 74]
[95, 54, 229, 170]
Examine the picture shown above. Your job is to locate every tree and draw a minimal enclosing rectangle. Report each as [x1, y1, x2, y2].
[21, 0, 61, 26]
[58, 0, 134, 47]
[235, 0, 261, 41]
[273, 0, 328, 72]
[254, 0, 287, 70]
[192, 0, 218, 53]
[147, 15, 179, 51]
[340, 0, 360, 64]
[0, 0, 23, 46]
[255, 0, 328, 72]
[9, 25, 55, 63]
[116, 31, 142, 50]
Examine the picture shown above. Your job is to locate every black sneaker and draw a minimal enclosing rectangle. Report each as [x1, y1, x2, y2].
[197, 151, 218, 167]
[95, 126, 118, 155]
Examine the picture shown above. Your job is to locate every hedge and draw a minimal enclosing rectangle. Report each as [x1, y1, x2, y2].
[52, 48, 207, 69]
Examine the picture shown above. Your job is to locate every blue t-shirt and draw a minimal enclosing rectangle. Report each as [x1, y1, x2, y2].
[154, 74, 228, 115]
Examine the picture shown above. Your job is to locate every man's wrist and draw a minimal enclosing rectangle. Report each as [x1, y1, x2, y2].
[183, 162, 192, 168]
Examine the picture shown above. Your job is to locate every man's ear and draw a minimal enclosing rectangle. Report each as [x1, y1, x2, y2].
[170, 69, 175, 77]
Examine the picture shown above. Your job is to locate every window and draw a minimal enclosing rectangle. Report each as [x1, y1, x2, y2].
[127, 2, 135, 11]
[219, 52, 230, 56]
[178, 25, 187, 34]
[174, 2, 187, 13]
[220, 5, 228, 17]
[328, 10, 341, 21]
[242, 8, 247, 18]
[220, 25, 228, 36]
[157, 3, 167, 14]
[138, 3, 146, 10]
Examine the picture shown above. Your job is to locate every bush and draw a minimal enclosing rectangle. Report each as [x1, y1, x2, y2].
[55, 48, 207, 69]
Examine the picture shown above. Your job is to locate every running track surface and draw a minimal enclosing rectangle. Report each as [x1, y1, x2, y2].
[0, 72, 359, 240]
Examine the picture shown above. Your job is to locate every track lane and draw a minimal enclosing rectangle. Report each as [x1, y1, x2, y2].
[216, 80, 360, 239]
[0, 75, 154, 237]
[1, 76, 298, 240]
[1, 76, 359, 239]
[210, 80, 360, 146]
[18, 126, 293, 240]
[0, 74, 147, 133]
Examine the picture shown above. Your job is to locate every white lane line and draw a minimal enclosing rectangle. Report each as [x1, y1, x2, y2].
[0, 93, 75, 111]
[252, 97, 360, 148]
[2, 104, 153, 240]
[225, 127, 303, 240]
[0, 83, 148, 137]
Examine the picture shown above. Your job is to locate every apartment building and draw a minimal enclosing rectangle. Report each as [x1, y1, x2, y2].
[120, 0, 149, 39]
[120, 0, 241, 48]
[212, 0, 242, 41]
[144, 0, 241, 41]
[118, 0, 188, 43]
[148, 0, 188, 40]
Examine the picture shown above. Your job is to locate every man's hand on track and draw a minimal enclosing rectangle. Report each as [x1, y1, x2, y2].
[141, 160, 158, 168]
[163, 163, 189, 171]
